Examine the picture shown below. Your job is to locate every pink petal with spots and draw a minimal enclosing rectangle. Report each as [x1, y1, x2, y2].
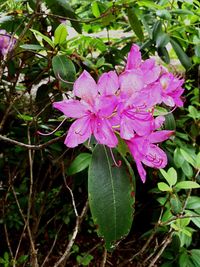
[64, 116, 92, 147]
[93, 118, 118, 148]
[142, 144, 167, 169]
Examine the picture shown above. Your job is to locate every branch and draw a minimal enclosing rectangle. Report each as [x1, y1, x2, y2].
[0, 133, 65, 150]
[53, 200, 89, 267]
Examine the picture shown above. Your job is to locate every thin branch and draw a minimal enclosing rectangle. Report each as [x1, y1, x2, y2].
[53, 200, 89, 267]
[0, 133, 66, 150]
[148, 231, 173, 267]
[100, 247, 107, 267]
[41, 225, 63, 267]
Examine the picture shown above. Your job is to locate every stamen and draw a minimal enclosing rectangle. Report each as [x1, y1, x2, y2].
[110, 148, 121, 168]
[37, 118, 67, 136]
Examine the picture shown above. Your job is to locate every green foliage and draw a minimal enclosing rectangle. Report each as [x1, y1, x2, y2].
[88, 145, 134, 250]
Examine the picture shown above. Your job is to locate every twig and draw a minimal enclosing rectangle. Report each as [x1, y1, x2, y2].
[0, 133, 66, 150]
[41, 225, 63, 267]
[27, 128, 39, 267]
[148, 231, 173, 267]
[100, 247, 107, 267]
[53, 200, 89, 267]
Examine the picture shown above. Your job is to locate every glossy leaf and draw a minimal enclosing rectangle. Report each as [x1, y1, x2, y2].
[176, 181, 200, 190]
[180, 149, 196, 168]
[158, 182, 172, 192]
[44, 0, 82, 33]
[52, 55, 76, 89]
[30, 29, 54, 48]
[67, 153, 92, 175]
[54, 23, 68, 45]
[127, 7, 144, 41]
[170, 38, 192, 70]
[91, 1, 101, 18]
[88, 145, 134, 251]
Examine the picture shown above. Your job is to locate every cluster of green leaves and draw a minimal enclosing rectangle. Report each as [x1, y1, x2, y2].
[0, 0, 199, 266]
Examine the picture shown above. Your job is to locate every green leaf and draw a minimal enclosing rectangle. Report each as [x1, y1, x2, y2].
[181, 161, 193, 177]
[176, 181, 200, 190]
[157, 46, 170, 64]
[91, 1, 101, 18]
[158, 182, 172, 192]
[52, 55, 76, 89]
[196, 152, 200, 169]
[170, 38, 192, 70]
[164, 113, 176, 130]
[186, 210, 200, 228]
[186, 196, 200, 210]
[188, 106, 199, 120]
[167, 168, 178, 186]
[127, 7, 144, 41]
[191, 249, 200, 267]
[174, 148, 185, 168]
[67, 153, 92, 175]
[160, 168, 177, 187]
[44, 0, 82, 33]
[88, 145, 134, 251]
[156, 32, 170, 48]
[20, 44, 45, 51]
[30, 29, 54, 48]
[170, 194, 182, 215]
[180, 149, 196, 167]
[156, 10, 172, 20]
[54, 23, 68, 45]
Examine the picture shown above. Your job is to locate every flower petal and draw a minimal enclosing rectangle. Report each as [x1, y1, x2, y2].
[93, 118, 118, 147]
[97, 71, 119, 95]
[53, 99, 89, 118]
[135, 160, 147, 183]
[119, 70, 144, 97]
[148, 130, 174, 143]
[95, 95, 118, 117]
[142, 144, 167, 169]
[73, 70, 98, 103]
[126, 44, 141, 70]
[64, 116, 92, 147]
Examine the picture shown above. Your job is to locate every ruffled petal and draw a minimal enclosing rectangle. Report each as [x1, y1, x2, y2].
[123, 110, 154, 136]
[64, 116, 92, 147]
[97, 71, 119, 95]
[141, 59, 161, 84]
[93, 118, 118, 148]
[53, 99, 89, 118]
[142, 144, 167, 169]
[73, 70, 98, 103]
[119, 70, 144, 97]
[126, 44, 141, 70]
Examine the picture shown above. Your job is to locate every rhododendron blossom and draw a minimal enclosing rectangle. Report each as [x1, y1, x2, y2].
[53, 44, 184, 182]
[0, 30, 16, 57]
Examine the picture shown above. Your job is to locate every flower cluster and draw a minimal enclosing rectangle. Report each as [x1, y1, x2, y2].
[0, 30, 16, 57]
[53, 44, 184, 182]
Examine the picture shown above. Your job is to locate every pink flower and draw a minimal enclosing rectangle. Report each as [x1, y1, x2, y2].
[53, 70, 119, 148]
[0, 30, 16, 57]
[159, 73, 184, 107]
[126, 130, 174, 182]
